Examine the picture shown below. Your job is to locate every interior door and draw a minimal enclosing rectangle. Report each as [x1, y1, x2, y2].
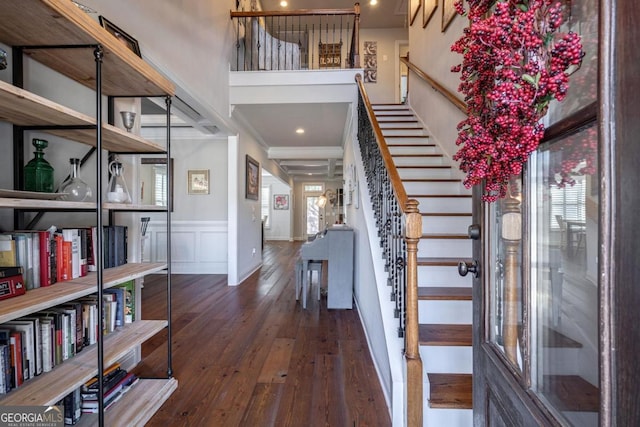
[305, 195, 322, 238]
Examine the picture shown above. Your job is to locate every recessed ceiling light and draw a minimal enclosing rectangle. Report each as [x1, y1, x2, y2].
[370, 0, 378, 5]
[280, 1, 288, 6]
[296, 128, 305, 134]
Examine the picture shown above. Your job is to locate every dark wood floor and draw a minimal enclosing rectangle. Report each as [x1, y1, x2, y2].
[135, 241, 391, 427]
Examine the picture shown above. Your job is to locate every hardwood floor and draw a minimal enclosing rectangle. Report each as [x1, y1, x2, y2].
[135, 241, 391, 427]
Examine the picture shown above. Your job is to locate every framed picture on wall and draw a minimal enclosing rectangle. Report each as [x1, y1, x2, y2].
[99, 16, 142, 57]
[188, 169, 209, 195]
[273, 194, 289, 210]
[246, 155, 260, 200]
[409, 0, 422, 26]
[423, 0, 438, 28]
[442, 0, 459, 32]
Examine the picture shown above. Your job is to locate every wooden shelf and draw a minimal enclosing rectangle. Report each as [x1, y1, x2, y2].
[0, 0, 174, 97]
[76, 378, 178, 426]
[0, 80, 166, 153]
[0, 196, 95, 210]
[103, 202, 167, 212]
[0, 320, 168, 406]
[0, 262, 167, 324]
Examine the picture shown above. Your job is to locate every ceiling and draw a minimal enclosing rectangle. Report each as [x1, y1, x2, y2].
[260, 0, 408, 29]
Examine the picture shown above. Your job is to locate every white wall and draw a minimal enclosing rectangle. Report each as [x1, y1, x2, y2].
[262, 175, 292, 241]
[407, 11, 467, 163]
[360, 28, 408, 104]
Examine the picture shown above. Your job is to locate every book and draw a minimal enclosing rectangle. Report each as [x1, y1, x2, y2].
[118, 280, 135, 323]
[64, 387, 82, 425]
[0, 344, 9, 393]
[11, 318, 42, 377]
[13, 233, 33, 290]
[82, 362, 122, 392]
[104, 288, 125, 327]
[31, 233, 40, 289]
[0, 274, 26, 301]
[62, 241, 72, 281]
[54, 233, 64, 283]
[38, 230, 51, 287]
[37, 317, 54, 373]
[62, 229, 80, 279]
[0, 235, 16, 267]
[0, 266, 23, 278]
[79, 228, 88, 277]
[9, 331, 24, 388]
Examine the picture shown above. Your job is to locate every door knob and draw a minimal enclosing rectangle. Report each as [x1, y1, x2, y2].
[468, 224, 481, 240]
[458, 260, 480, 278]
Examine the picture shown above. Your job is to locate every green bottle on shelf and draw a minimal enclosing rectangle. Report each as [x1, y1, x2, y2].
[24, 138, 54, 193]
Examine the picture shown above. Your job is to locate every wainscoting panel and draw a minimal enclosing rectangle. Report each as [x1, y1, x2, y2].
[145, 221, 228, 274]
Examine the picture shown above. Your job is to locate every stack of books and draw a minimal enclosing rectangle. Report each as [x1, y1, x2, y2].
[80, 363, 138, 413]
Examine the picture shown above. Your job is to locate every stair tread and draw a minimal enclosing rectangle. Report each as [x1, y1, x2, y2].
[418, 257, 471, 266]
[427, 373, 473, 409]
[420, 212, 472, 217]
[397, 165, 451, 169]
[385, 135, 430, 138]
[421, 233, 469, 239]
[409, 194, 472, 198]
[402, 178, 462, 182]
[419, 324, 472, 346]
[393, 154, 443, 158]
[418, 287, 472, 300]
[387, 143, 435, 147]
[542, 375, 599, 412]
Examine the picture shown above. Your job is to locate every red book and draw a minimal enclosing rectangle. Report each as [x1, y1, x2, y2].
[0, 274, 26, 301]
[55, 234, 64, 283]
[10, 331, 23, 388]
[62, 241, 72, 281]
[38, 230, 51, 287]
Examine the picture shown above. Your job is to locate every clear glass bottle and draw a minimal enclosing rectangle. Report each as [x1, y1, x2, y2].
[107, 159, 131, 203]
[60, 158, 93, 201]
[24, 138, 54, 192]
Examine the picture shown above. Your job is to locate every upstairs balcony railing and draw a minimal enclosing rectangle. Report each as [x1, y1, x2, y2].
[230, 3, 360, 71]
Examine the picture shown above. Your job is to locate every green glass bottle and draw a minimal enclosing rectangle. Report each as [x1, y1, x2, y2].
[24, 138, 54, 193]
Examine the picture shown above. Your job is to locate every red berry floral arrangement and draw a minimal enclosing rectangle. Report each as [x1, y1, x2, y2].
[451, 0, 583, 201]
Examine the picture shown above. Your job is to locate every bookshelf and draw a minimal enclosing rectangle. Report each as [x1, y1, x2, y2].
[0, 0, 176, 424]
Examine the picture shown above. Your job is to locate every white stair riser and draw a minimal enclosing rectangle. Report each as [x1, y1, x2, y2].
[419, 300, 472, 324]
[422, 216, 472, 234]
[384, 137, 431, 145]
[392, 156, 444, 166]
[420, 346, 472, 374]
[381, 128, 427, 136]
[376, 115, 422, 123]
[418, 238, 472, 257]
[418, 267, 472, 287]
[389, 145, 437, 155]
[398, 168, 453, 179]
[403, 181, 469, 195]
[423, 406, 473, 427]
[410, 197, 472, 212]
[372, 105, 410, 111]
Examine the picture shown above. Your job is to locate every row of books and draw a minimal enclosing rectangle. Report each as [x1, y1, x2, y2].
[60, 363, 139, 424]
[0, 225, 128, 296]
[0, 280, 134, 394]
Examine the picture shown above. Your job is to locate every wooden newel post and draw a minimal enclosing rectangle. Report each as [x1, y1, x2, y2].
[501, 195, 521, 366]
[404, 199, 423, 426]
[353, 3, 361, 68]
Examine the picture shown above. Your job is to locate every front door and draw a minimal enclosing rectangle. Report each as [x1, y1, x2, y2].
[469, 0, 603, 425]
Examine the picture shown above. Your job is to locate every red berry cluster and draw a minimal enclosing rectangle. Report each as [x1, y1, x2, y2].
[450, 0, 583, 202]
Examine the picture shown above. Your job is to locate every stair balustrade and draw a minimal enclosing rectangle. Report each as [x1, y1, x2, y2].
[356, 74, 423, 426]
[230, 3, 360, 71]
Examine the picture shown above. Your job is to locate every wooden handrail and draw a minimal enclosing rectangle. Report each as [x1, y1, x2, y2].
[400, 56, 467, 114]
[356, 73, 423, 426]
[231, 7, 359, 19]
[355, 74, 409, 211]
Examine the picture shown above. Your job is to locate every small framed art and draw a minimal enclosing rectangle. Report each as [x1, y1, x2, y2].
[188, 169, 209, 195]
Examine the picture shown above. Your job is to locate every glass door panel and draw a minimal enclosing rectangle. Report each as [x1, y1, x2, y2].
[488, 176, 524, 372]
[305, 195, 320, 237]
[530, 123, 599, 425]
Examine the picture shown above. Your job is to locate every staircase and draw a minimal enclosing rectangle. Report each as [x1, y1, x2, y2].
[372, 103, 474, 425]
